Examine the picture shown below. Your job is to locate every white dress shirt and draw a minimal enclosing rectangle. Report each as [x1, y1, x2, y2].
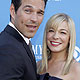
[9, 22, 30, 45]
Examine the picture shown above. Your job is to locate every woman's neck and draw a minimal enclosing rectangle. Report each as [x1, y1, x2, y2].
[50, 50, 68, 63]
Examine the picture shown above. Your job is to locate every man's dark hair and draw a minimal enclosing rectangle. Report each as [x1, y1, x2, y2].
[44, 0, 48, 7]
[11, 0, 48, 12]
[10, 0, 47, 20]
[11, 0, 22, 13]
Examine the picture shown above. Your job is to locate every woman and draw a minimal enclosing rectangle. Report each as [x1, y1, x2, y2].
[37, 13, 80, 80]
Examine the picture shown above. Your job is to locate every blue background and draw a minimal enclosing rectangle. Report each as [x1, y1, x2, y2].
[0, 0, 80, 62]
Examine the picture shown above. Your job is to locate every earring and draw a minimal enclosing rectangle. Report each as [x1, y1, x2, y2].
[47, 48, 51, 60]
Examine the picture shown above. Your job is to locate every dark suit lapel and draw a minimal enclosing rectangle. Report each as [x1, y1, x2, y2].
[4, 25, 37, 73]
[4, 25, 24, 43]
[22, 41, 37, 73]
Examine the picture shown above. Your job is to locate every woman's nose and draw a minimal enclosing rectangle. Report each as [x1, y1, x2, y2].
[53, 32, 59, 39]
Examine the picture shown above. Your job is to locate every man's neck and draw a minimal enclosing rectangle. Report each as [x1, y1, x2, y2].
[9, 22, 30, 45]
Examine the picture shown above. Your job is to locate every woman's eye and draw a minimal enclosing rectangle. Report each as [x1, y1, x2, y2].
[49, 29, 54, 32]
[61, 32, 66, 34]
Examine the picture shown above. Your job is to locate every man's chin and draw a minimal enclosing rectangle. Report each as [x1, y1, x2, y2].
[26, 34, 35, 39]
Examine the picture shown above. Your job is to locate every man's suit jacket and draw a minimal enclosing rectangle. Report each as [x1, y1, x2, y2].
[0, 25, 37, 80]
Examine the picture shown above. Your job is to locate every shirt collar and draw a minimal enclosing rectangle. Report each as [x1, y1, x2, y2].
[9, 22, 30, 45]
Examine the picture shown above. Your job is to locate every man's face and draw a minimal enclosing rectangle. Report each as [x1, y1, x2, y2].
[10, 0, 45, 38]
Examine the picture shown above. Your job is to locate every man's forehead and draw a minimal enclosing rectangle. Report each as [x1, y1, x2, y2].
[21, 0, 45, 10]
[22, 0, 44, 4]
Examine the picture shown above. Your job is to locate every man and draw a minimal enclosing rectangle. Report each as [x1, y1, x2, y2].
[0, 0, 47, 80]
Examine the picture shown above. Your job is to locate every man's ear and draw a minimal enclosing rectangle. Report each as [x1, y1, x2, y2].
[10, 3, 16, 20]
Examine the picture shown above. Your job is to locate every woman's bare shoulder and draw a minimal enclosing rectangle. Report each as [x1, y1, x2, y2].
[71, 59, 80, 70]
[70, 59, 80, 79]
[61, 60, 80, 80]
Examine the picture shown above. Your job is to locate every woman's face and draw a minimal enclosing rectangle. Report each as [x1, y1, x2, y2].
[47, 21, 70, 53]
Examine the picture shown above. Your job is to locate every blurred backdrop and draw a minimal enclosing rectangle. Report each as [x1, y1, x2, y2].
[0, 0, 80, 62]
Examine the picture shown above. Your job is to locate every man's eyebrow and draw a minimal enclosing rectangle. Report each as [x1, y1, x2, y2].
[23, 5, 33, 8]
[23, 5, 44, 13]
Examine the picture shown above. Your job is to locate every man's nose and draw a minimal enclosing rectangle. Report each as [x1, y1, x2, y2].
[31, 13, 38, 23]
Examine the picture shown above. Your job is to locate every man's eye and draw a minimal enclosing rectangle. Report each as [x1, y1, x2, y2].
[25, 9, 31, 13]
[37, 12, 44, 16]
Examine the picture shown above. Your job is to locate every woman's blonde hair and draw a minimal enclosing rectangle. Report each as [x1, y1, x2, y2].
[38, 13, 76, 75]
